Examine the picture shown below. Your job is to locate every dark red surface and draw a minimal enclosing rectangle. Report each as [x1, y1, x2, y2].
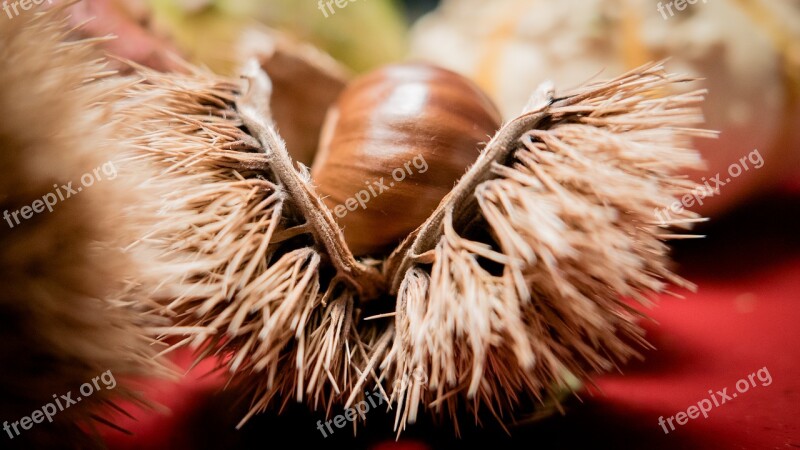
[101, 188, 800, 450]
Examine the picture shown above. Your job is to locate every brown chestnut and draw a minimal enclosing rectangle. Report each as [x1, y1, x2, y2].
[311, 63, 502, 256]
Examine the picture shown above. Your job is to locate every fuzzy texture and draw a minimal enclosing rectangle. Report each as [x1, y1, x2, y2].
[116, 64, 386, 427]
[0, 9, 169, 448]
[380, 64, 714, 432]
[34, 6, 717, 432]
[115, 59, 713, 433]
[127, 59, 713, 435]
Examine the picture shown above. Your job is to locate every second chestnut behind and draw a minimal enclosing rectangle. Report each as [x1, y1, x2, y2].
[311, 63, 503, 256]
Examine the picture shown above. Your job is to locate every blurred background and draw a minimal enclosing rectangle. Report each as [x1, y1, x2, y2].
[44, 0, 800, 448]
[74, 0, 800, 219]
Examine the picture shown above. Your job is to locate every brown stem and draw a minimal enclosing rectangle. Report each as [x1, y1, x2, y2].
[236, 61, 385, 299]
[384, 109, 552, 294]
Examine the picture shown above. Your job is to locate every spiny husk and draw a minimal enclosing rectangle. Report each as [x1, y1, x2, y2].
[113, 58, 713, 434]
[117, 62, 385, 427]
[0, 8, 170, 448]
[120, 61, 713, 434]
[2, 5, 714, 441]
[380, 63, 715, 432]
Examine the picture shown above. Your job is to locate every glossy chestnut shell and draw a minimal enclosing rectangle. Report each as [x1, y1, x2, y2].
[311, 63, 502, 256]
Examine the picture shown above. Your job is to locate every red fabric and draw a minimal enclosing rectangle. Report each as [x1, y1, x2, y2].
[102, 189, 800, 450]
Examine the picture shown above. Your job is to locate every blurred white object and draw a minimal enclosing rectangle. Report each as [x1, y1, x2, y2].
[410, 0, 800, 217]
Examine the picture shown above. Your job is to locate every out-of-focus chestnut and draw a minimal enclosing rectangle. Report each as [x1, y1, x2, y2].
[311, 63, 502, 256]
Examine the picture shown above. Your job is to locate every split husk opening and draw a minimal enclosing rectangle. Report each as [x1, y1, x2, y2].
[61, 10, 713, 430]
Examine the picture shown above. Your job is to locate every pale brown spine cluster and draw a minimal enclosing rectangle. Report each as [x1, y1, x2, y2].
[0, 7, 171, 447]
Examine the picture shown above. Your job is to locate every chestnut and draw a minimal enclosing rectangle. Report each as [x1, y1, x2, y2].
[311, 63, 502, 256]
